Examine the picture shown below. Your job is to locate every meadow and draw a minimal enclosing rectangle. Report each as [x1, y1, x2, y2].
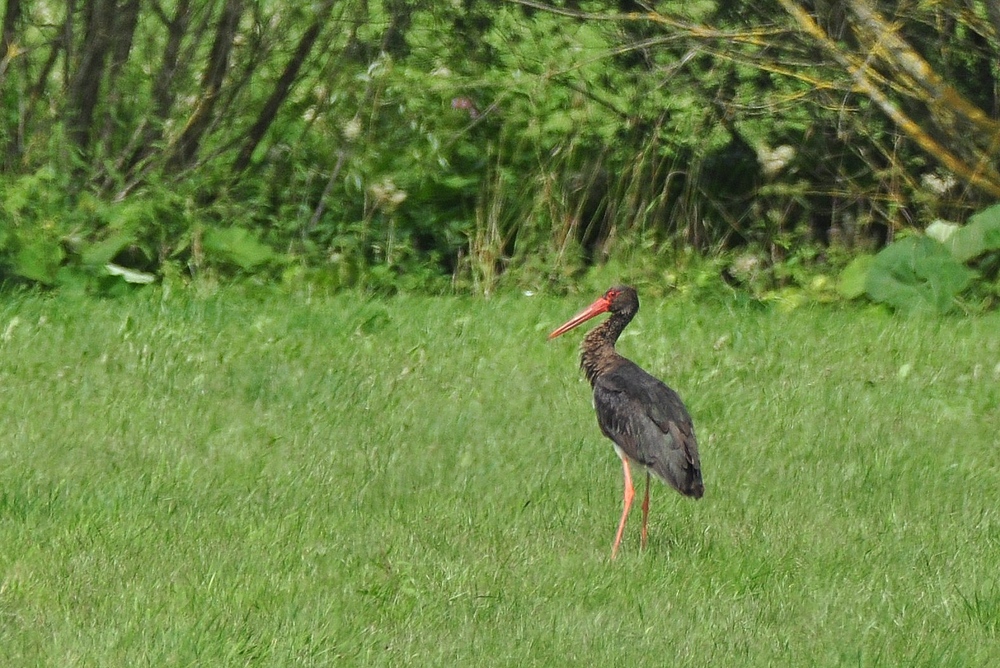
[0, 287, 998, 666]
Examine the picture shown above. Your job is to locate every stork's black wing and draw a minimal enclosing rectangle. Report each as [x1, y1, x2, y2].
[593, 359, 704, 498]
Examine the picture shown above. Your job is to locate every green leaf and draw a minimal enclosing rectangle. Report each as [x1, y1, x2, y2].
[439, 175, 479, 191]
[14, 237, 64, 284]
[202, 227, 276, 270]
[865, 236, 974, 314]
[945, 203, 1000, 262]
[837, 254, 875, 299]
[82, 233, 135, 266]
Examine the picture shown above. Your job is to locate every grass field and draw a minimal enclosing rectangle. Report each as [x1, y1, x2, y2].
[1, 287, 999, 666]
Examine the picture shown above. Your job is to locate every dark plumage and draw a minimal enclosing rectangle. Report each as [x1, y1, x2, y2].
[549, 285, 703, 558]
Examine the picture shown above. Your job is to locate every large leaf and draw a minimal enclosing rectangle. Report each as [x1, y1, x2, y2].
[945, 203, 1000, 262]
[13, 237, 64, 285]
[865, 236, 974, 314]
[82, 233, 136, 266]
[202, 227, 276, 270]
[837, 254, 875, 299]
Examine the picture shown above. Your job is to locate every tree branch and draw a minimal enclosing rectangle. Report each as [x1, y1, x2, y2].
[778, 0, 1000, 198]
[844, 0, 1000, 141]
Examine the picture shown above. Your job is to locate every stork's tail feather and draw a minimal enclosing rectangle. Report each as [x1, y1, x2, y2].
[651, 455, 704, 499]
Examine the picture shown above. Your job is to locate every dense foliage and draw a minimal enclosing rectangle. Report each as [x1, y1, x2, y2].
[1, 1, 999, 306]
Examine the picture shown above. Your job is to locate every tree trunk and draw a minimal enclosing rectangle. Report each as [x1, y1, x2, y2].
[231, 0, 337, 174]
[66, 0, 116, 153]
[1, 0, 23, 167]
[167, 0, 245, 172]
[121, 0, 193, 180]
[96, 0, 141, 165]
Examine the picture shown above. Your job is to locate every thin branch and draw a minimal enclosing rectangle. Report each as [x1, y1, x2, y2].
[844, 0, 1000, 139]
[306, 150, 348, 238]
[778, 0, 1000, 198]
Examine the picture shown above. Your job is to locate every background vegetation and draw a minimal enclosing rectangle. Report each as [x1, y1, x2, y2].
[1, 0, 1000, 306]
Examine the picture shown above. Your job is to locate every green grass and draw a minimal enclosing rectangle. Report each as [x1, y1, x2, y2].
[1, 287, 999, 666]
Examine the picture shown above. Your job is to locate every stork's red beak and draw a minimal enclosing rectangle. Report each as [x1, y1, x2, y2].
[547, 296, 611, 340]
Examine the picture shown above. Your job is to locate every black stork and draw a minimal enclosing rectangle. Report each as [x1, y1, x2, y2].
[548, 286, 703, 559]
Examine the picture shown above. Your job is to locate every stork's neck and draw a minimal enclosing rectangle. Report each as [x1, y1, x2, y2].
[580, 311, 632, 386]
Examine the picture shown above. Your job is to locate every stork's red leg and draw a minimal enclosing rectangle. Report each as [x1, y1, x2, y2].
[641, 471, 651, 550]
[611, 456, 634, 560]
